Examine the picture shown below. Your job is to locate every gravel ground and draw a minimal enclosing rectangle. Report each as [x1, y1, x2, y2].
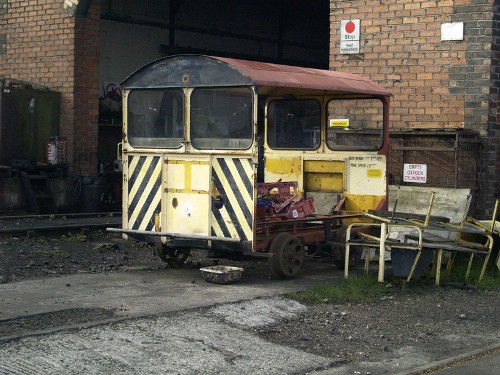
[0, 229, 499, 369]
[0, 230, 165, 283]
[252, 288, 499, 365]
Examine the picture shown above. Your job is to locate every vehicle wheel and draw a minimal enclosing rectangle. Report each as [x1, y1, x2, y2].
[333, 246, 363, 270]
[268, 232, 304, 279]
[155, 243, 190, 266]
[331, 226, 363, 269]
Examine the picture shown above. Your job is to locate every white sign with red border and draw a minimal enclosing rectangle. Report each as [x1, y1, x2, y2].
[403, 163, 427, 183]
[340, 19, 360, 54]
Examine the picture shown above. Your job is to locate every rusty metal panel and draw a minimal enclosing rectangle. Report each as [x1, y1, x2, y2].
[122, 55, 392, 98]
[217, 56, 392, 97]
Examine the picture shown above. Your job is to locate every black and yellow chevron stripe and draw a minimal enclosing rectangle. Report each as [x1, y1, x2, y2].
[211, 157, 254, 241]
[127, 155, 162, 231]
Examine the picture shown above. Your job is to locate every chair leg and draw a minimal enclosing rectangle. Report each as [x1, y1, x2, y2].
[364, 247, 370, 274]
[431, 251, 439, 277]
[406, 251, 422, 282]
[478, 251, 492, 282]
[378, 223, 386, 282]
[465, 254, 474, 281]
[344, 242, 350, 279]
[445, 252, 456, 274]
[378, 243, 385, 283]
[435, 250, 443, 286]
[478, 237, 493, 282]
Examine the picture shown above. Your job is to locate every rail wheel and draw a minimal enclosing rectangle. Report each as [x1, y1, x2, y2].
[332, 246, 363, 270]
[268, 232, 305, 278]
[155, 243, 190, 266]
[331, 226, 363, 269]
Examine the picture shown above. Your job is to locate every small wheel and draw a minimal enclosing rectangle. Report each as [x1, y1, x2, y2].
[333, 246, 363, 270]
[155, 243, 190, 266]
[268, 233, 305, 279]
[331, 226, 363, 269]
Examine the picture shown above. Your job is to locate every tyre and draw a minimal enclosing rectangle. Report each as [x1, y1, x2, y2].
[268, 232, 305, 278]
[155, 243, 190, 266]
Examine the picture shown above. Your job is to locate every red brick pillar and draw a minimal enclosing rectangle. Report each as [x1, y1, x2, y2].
[0, 0, 100, 177]
[73, 1, 100, 176]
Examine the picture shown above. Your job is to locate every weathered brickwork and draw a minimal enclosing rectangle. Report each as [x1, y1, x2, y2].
[491, 2, 500, 208]
[74, 1, 100, 176]
[330, 0, 498, 216]
[0, 0, 100, 176]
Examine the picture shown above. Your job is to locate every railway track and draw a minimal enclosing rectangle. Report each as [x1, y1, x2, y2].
[0, 212, 122, 235]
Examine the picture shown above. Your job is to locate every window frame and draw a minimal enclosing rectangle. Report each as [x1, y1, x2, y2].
[189, 86, 254, 151]
[266, 98, 322, 151]
[127, 88, 185, 149]
[325, 97, 385, 151]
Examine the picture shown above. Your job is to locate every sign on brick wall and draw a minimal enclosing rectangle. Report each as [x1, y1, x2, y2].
[340, 19, 360, 54]
[403, 164, 427, 183]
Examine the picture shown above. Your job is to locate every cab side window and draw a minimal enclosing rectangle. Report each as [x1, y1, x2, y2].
[267, 99, 320, 150]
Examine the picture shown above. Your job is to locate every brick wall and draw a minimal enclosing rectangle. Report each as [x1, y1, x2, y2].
[0, 0, 100, 176]
[491, 2, 500, 205]
[330, 0, 498, 217]
[74, 1, 100, 176]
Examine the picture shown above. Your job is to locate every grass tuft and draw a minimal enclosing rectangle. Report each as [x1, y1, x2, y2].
[61, 232, 87, 242]
[439, 253, 500, 289]
[287, 275, 387, 304]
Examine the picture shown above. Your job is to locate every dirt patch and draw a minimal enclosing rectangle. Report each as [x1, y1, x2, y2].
[0, 230, 166, 283]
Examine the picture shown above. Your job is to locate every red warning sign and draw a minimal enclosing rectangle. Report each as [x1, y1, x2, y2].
[345, 21, 356, 34]
[340, 19, 360, 54]
[341, 19, 360, 41]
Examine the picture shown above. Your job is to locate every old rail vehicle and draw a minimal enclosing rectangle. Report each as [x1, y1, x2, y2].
[109, 54, 392, 278]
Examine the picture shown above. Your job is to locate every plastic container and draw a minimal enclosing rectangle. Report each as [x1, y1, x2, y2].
[200, 265, 244, 284]
[391, 249, 434, 278]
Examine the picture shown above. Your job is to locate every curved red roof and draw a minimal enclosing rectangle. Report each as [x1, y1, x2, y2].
[213, 56, 392, 97]
[122, 55, 391, 98]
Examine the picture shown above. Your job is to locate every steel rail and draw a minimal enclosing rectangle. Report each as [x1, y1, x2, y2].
[0, 212, 122, 234]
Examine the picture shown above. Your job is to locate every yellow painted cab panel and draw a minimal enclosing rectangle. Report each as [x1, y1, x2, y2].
[304, 160, 344, 192]
[164, 158, 210, 235]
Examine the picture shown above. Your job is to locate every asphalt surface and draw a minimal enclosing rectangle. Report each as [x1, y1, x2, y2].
[432, 350, 499, 375]
[0, 262, 340, 322]
[0, 264, 498, 374]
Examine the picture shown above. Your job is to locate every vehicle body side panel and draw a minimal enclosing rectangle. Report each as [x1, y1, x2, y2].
[211, 157, 254, 241]
[126, 154, 162, 231]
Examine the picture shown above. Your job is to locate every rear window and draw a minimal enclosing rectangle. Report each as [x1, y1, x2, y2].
[190, 87, 253, 150]
[128, 89, 184, 148]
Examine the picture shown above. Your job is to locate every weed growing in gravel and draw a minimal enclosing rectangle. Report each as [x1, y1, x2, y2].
[34, 247, 67, 257]
[288, 275, 388, 304]
[92, 243, 118, 252]
[439, 253, 500, 289]
[61, 232, 87, 242]
[87, 230, 111, 241]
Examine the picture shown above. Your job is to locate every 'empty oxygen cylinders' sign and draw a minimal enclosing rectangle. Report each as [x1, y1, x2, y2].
[403, 164, 427, 183]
